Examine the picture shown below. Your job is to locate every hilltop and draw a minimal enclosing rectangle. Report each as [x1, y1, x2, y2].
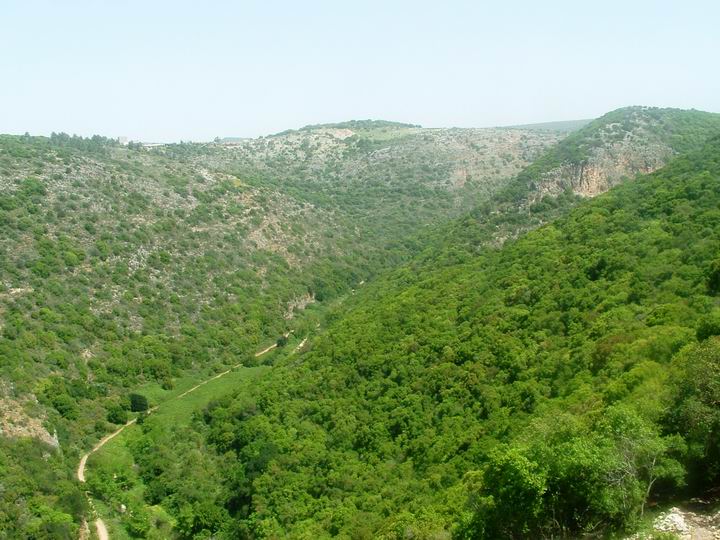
[503, 118, 592, 132]
[438, 106, 720, 253]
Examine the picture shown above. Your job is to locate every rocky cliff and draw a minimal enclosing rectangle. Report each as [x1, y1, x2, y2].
[525, 106, 720, 201]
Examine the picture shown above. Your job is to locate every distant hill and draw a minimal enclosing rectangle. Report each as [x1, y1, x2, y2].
[442, 106, 720, 254]
[219, 120, 422, 142]
[297, 119, 422, 131]
[504, 118, 592, 132]
[512, 106, 720, 198]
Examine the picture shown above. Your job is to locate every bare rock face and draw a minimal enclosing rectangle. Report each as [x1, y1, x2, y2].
[525, 106, 718, 202]
[639, 506, 720, 540]
[536, 140, 673, 198]
[284, 293, 316, 319]
[654, 507, 691, 537]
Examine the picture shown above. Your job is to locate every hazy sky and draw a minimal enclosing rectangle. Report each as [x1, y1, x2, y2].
[1, 0, 718, 142]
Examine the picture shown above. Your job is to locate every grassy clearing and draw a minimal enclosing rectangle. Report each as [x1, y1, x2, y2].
[88, 364, 269, 466]
[131, 354, 258, 406]
[148, 364, 269, 425]
[86, 363, 269, 538]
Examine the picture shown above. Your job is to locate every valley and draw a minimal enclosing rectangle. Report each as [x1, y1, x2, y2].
[2, 107, 720, 539]
[77, 338, 284, 540]
[0, 121, 561, 538]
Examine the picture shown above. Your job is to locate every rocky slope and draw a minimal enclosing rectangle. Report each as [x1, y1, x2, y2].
[632, 504, 720, 540]
[524, 106, 720, 200]
[434, 107, 720, 253]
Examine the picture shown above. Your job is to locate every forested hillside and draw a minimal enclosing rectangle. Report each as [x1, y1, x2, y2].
[178, 135, 720, 538]
[1, 107, 719, 538]
[440, 106, 720, 255]
[0, 124, 558, 537]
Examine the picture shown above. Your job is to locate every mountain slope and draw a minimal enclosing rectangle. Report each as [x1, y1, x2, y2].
[514, 106, 720, 198]
[59, 106, 720, 539]
[160, 121, 562, 261]
[2, 107, 719, 537]
[0, 124, 559, 537]
[193, 135, 720, 538]
[0, 125, 558, 404]
[440, 106, 720, 254]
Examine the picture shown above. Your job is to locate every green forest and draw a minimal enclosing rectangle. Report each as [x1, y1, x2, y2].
[2, 107, 720, 539]
[0, 119, 556, 538]
[138, 133, 720, 538]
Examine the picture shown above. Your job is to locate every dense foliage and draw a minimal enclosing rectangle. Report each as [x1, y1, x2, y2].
[0, 124, 555, 536]
[2, 107, 719, 537]
[0, 437, 86, 539]
[189, 136, 720, 538]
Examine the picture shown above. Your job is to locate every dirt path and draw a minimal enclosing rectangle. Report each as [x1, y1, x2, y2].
[80, 499, 109, 540]
[77, 339, 282, 539]
[646, 505, 720, 540]
[293, 337, 307, 354]
[254, 343, 278, 357]
[77, 417, 138, 483]
[175, 364, 242, 400]
[95, 518, 109, 540]
[253, 332, 291, 358]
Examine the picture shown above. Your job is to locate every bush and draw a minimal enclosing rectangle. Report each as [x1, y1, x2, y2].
[107, 404, 128, 424]
[697, 311, 720, 341]
[129, 393, 149, 412]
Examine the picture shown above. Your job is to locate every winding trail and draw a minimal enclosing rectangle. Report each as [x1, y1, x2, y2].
[293, 336, 308, 354]
[77, 339, 286, 539]
[94, 518, 109, 540]
[251, 331, 291, 358]
[77, 417, 139, 483]
[253, 342, 278, 357]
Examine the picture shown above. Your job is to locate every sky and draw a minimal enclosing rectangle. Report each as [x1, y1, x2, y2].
[1, 0, 719, 142]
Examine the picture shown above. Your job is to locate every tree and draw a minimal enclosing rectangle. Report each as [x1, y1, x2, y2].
[107, 403, 128, 424]
[670, 338, 720, 488]
[472, 448, 547, 538]
[696, 311, 720, 341]
[707, 259, 720, 295]
[129, 393, 149, 412]
[600, 406, 685, 518]
[51, 394, 78, 420]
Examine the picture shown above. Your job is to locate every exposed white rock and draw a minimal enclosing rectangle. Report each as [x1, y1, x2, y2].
[654, 507, 690, 536]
